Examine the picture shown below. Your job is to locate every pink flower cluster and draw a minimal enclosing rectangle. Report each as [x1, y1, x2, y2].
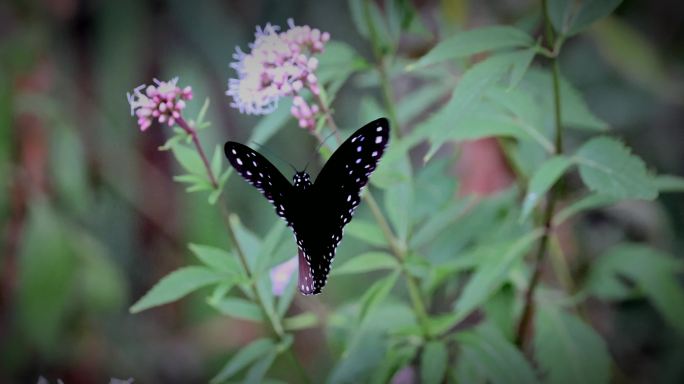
[127, 78, 193, 131]
[227, 19, 330, 130]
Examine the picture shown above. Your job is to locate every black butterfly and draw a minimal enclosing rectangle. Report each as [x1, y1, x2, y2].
[224, 118, 390, 295]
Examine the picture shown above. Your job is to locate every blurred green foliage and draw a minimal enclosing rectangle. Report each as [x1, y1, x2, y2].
[2, 0, 684, 383]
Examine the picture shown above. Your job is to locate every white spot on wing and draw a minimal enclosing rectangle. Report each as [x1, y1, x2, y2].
[375, 136, 382, 144]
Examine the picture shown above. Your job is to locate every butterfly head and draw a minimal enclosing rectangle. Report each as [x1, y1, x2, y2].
[292, 172, 312, 190]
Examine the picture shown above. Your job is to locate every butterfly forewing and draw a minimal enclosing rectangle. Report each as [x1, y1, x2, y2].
[224, 142, 293, 225]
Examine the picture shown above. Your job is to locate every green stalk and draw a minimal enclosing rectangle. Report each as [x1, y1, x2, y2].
[177, 117, 310, 383]
[362, 0, 400, 133]
[514, 0, 564, 348]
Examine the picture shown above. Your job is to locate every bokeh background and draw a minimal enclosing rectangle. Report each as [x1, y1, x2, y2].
[1, 0, 683, 383]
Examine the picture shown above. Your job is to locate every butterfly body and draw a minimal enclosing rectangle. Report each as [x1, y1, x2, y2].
[225, 118, 390, 295]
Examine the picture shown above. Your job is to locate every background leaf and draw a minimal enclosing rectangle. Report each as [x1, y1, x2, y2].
[548, 0, 623, 36]
[452, 231, 541, 324]
[333, 251, 398, 275]
[409, 26, 533, 70]
[575, 136, 658, 200]
[210, 338, 275, 384]
[456, 324, 539, 384]
[586, 244, 684, 335]
[521, 156, 572, 220]
[130, 266, 223, 313]
[534, 306, 611, 384]
[420, 340, 448, 384]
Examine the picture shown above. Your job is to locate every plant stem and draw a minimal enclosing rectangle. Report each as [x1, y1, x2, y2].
[362, 0, 400, 132]
[350, 0, 431, 336]
[177, 117, 310, 382]
[314, 91, 341, 143]
[177, 117, 218, 188]
[515, 0, 564, 348]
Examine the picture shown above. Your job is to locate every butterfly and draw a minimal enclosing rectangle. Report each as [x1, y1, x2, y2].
[224, 117, 390, 295]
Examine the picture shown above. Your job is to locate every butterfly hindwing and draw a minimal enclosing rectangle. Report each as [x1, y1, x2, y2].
[224, 141, 293, 225]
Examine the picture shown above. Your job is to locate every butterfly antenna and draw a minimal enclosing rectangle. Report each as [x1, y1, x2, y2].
[303, 130, 337, 172]
[250, 141, 298, 173]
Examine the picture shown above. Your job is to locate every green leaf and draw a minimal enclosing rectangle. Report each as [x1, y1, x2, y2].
[396, 80, 453, 125]
[575, 136, 658, 200]
[548, 0, 623, 36]
[520, 156, 572, 221]
[210, 338, 275, 384]
[283, 312, 319, 331]
[211, 297, 264, 322]
[333, 252, 398, 275]
[173, 173, 206, 185]
[358, 271, 400, 323]
[228, 215, 261, 271]
[420, 340, 448, 384]
[17, 201, 77, 353]
[411, 157, 460, 224]
[456, 324, 539, 384]
[247, 98, 293, 145]
[276, 274, 297, 318]
[208, 188, 222, 205]
[384, 158, 413, 242]
[328, 329, 386, 384]
[431, 113, 553, 152]
[557, 75, 609, 131]
[348, 0, 370, 39]
[590, 17, 671, 97]
[189, 243, 244, 276]
[211, 144, 222, 179]
[654, 174, 684, 193]
[130, 266, 223, 313]
[172, 144, 206, 176]
[553, 193, 618, 225]
[508, 47, 537, 89]
[422, 51, 535, 161]
[244, 350, 278, 384]
[255, 220, 286, 274]
[483, 285, 516, 340]
[317, 41, 367, 99]
[409, 26, 534, 70]
[452, 231, 542, 324]
[524, 69, 608, 131]
[346, 219, 388, 247]
[586, 244, 684, 334]
[534, 306, 611, 384]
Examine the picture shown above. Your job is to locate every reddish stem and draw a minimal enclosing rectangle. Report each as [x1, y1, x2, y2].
[176, 117, 218, 188]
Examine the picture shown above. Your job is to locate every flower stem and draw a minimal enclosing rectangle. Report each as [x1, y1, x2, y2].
[176, 117, 310, 382]
[315, 92, 341, 143]
[176, 117, 218, 188]
[515, 0, 564, 348]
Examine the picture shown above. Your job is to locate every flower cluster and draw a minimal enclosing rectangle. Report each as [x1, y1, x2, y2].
[227, 19, 330, 130]
[127, 78, 193, 131]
